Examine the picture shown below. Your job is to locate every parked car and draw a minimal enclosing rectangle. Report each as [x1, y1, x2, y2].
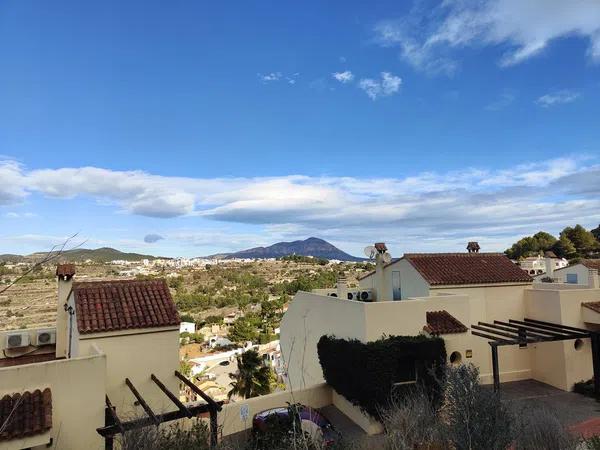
[252, 403, 340, 447]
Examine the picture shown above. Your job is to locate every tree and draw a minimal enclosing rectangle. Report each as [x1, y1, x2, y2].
[532, 231, 557, 251]
[551, 236, 577, 259]
[592, 224, 600, 243]
[560, 225, 598, 257]
[228, 350, 273, 399]
[228, 315, 260, 344]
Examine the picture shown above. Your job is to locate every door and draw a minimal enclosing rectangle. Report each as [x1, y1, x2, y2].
[392, 271, 401, 300]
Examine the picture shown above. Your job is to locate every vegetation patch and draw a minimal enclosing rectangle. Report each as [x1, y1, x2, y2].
[317, 334, 446, 419]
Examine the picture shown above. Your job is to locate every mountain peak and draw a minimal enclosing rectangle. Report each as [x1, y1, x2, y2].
[220, 237, 362, 261]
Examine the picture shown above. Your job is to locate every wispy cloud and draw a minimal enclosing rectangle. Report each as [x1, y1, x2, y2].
[485, 89, 516, 111]
[358, 72, 402, 100]
[374, 0, 600, 75]
[332, 71, 354, 84]
[536, 90, 581, 107]
[3, 212, 37, 219]
[258, 72, 299, 85]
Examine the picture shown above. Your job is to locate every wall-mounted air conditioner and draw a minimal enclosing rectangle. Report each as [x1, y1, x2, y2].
[35, 329, 57, 346]
[5, 331, 30, 349]
[359, 290, 373, 302]
[327, 292, 338, 297]
[347, 291, 359, 300]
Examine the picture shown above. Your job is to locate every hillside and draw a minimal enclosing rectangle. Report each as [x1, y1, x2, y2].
[217, 237, 363, 262]
[3, 247, 163, 264]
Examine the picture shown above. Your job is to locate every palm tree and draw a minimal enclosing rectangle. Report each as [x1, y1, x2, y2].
[228, 350, 273, 399]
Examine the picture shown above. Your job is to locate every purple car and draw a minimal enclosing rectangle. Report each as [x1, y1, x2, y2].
[252, 403, 340, 446]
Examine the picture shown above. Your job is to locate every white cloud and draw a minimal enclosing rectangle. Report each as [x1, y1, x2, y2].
[332, 71, 354, 83]
[358, 72, 402, 100]
[3, 212, 37, 219]
[374, 0, 600, 74]
[259, 72, 282, 82]
[1, 156, 599, 254]
[536, 90, 581, 107]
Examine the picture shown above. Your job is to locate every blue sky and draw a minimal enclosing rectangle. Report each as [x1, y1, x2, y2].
[1, 0, 600, 258]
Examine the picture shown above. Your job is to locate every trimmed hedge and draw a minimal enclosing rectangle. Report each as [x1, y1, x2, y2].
[317, 334, 446, 419]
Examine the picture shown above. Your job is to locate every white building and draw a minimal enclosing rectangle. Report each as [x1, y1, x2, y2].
[520, 252, 568, 276]
[180, 321, 196, 334]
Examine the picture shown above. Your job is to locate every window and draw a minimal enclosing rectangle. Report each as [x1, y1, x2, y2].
[566, 273, 578, 284]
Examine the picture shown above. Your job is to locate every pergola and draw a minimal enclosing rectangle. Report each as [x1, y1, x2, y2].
[97, 370, 223, 450]
[470, 318, 600, 394]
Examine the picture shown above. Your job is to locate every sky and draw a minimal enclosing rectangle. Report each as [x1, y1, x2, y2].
[1, 0, 600, 258]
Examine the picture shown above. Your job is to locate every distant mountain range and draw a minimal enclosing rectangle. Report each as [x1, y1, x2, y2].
[0, 247, 163, 264]
[208, 237, 363, 262]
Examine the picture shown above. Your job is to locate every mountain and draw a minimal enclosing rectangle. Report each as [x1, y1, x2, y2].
[217, 237, 363, 262]
[2, 247, 164, 264]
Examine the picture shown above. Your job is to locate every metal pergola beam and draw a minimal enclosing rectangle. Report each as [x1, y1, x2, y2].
[125, 378, 160, 426]
[471, 317, 598, 394]
[151, 374, 192, 418]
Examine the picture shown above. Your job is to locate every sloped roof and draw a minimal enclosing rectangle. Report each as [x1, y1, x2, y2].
[404, 253, 533, 286]
[0, 388, 52, 442]
[582, 260, 600, 271]
[74, 279, 180, 334]
[424, 310, 468, 335]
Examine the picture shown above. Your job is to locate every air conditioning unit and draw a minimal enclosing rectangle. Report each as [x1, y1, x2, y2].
[347, 291, 359, 301]
[5, 331, 30, 349]
[359, 290, 374, 302]
[35, 329, 57, 346]
[327, 292, 338, 297]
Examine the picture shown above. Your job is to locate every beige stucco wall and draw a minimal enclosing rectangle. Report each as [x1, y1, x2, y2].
[281, 283, 539, 392]
[77, 327, 180, 417]
[0, 353, 107, 450]
[219, 383, 332, 437]
[525, 287, 600, 390]
[358, 259, 429, 300]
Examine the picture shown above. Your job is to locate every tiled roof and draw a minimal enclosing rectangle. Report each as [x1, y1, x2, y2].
[424, 310, 468, 335]
[404, 253, 533, 286]
[56, 263, 76, 278]
[74, 279, 180, 334]
[582, 260, 600, 271]
[0, 388, 52, 441]
[583, 302, 600, 314]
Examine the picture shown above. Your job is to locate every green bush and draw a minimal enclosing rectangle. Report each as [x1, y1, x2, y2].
[317, 334, 446, 419]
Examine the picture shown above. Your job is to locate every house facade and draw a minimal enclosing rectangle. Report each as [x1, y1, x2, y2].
[0, 265, 181, 449]
[280, 246, 600, 404]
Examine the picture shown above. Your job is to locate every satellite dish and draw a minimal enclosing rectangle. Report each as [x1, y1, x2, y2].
[364, 246, 376, 259]
[382, 252, 392, 264]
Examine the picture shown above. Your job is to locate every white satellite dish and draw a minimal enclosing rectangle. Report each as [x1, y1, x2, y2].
[382, 252, 392, 264]
[364, 246, 376, 259]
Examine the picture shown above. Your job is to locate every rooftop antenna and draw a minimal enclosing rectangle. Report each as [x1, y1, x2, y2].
[364, 245, 376, 260]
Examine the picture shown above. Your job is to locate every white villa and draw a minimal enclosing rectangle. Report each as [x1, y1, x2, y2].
[280, 242, 600, 434]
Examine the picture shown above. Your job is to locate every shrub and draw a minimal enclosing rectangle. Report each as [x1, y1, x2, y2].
[513, 406, 578, 450]
[441, 364, 514, 450]
[317, 334, 446, 419]
[574, 378, 596, 398]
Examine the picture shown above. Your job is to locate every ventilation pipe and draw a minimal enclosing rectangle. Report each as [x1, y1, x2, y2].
[544, 257, 554, 279]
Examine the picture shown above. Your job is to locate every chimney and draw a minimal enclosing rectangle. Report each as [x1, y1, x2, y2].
[544, 256, 554, 279]
[467, 242, 480, 253]
[336, 276, 347, 300]
[374, 243, 387, 302]
[55, 264, 75, 359]
[589, 268, 599, 289]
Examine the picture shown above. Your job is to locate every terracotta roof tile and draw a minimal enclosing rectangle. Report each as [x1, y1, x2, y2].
[583, 302, 600, 313]
[582, 260, 600, 271]
[74, 279, 180, 334]
[405, 253, 532, 286]
[425, 310, 468, 335]
[0, 388, 52, 441]
[56, 263, 76, 278]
